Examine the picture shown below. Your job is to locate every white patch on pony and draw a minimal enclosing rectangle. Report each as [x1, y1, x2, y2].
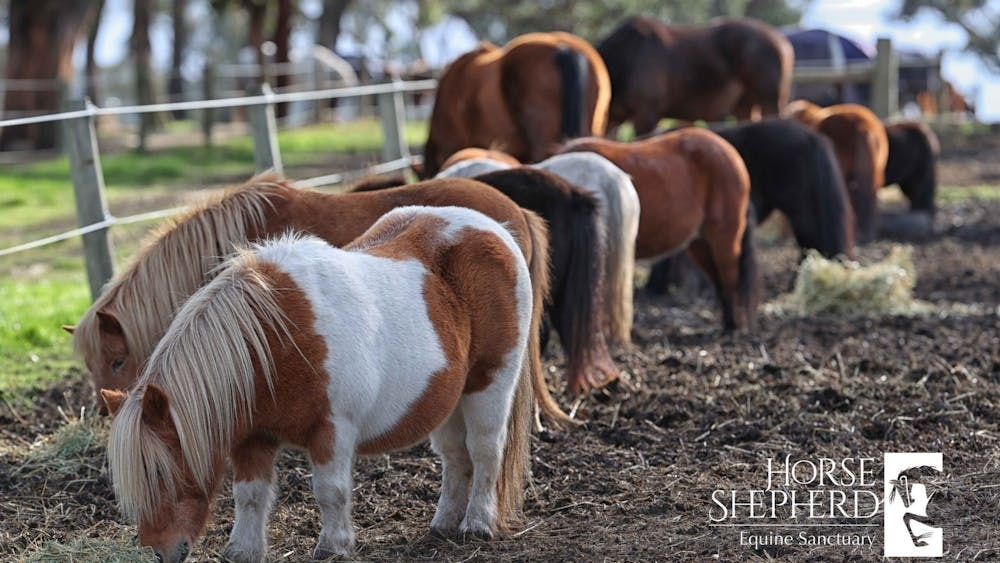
[436, 158, 509, 179]
[225, 479, 276, 561]
[253, 235, 447, 443]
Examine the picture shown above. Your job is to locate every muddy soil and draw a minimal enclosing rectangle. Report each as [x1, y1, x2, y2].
[2, 160, 999, 562]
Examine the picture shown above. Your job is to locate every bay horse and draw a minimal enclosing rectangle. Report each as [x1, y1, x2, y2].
[785, 99, 889, 243]
[358, 165, 619, 395]
[103, 206, 535, 562]
[68, 175, 570, 424]
[597, 16, 794, 135]
[645, 119, 854, 296]
[560, 128, 760, 330]
[418, 32, 610, 178]
[439, 149, 641, 348]
[884, 120, 939, 216]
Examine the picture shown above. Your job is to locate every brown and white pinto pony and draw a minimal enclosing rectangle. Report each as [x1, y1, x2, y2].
[419, 32, 611, 178]
[785, 99, 889, 243]
[103, 206, 535, 562]
[560, 128, 760, 330]
[439, 148, 641, 348]
[68, 175, 569, 425]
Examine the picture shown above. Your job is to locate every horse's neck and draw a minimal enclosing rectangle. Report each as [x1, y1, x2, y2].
[273, 190, 391, 247]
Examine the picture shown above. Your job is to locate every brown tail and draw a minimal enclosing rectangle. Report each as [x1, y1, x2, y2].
[521, 210, 574, 426]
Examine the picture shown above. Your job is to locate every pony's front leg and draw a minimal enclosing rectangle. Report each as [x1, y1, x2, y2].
[224, 437, 281, 563]
[429, 410, 471, 534]
[311, 422, 357, 560]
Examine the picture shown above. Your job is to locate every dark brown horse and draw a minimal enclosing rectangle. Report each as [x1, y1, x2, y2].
[561, 128, 760, 330]
[884, 120, 939, 216]
[419, 32, 610, 178]
[597, 16, 794, 135]
[786, 100, 889, 243]
[352, 169, 617, 395]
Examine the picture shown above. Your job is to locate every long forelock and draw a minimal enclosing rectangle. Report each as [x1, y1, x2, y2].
[74, 176, 293, 367]
[108, 251, 293, 521]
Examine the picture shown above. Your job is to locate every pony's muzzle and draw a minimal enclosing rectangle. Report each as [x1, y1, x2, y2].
[153, 540, 189, 563]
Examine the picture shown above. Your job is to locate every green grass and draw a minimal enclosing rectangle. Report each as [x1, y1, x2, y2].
[937, 184, 1000, 201]
[0, 275, 89, 394]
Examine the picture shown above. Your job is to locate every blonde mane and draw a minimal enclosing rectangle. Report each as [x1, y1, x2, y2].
[74, 174, 295, 368]
[106, 244, 294, 524]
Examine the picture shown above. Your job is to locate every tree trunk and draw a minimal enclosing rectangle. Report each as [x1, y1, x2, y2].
[169, 0, 189, 117]
[318, 0, 352, 52]
[132, 0, 157, 152]
[244, 0, 268, 85]
[273, 0, 292, 118]
[85, 0, 107, 105]
[1, 0, 97, 150]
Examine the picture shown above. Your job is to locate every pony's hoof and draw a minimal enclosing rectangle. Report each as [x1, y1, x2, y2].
[221, 544, 265, 563]
[429, 525, 458, 538]
[459, 527, 494, 541]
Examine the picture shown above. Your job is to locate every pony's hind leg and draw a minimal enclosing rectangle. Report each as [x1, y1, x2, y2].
[429, 410, 472, 535]
[458, 366, 519, 537]
[225, 437, 281, 563]
[686, 238, 738, 330]
[311, 421, 358, 559]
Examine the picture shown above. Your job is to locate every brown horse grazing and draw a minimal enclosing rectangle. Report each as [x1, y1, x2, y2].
[597, 16, 794, 135]
[884, 120, 939, 216]
[68, 175, 571, 425]
[561, 128, 760, 330]
[104, 207, 536, 561]
[354, 167, 618, 395]
[419, 32, 610, 178]
[785, 100, 889, 243]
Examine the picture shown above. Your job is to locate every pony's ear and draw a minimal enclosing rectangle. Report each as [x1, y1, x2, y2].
[141, 384, 172, 427]
[101, 389, 127, 417]
[96, 310, 124, 336]
[62, 324, 76, 335]
[410, 162, 426, 179]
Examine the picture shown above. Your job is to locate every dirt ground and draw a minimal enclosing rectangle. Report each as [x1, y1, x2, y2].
[2, 137, 999, 562]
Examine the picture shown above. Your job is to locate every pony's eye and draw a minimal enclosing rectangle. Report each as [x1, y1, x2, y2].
[111, 358, 125, 372]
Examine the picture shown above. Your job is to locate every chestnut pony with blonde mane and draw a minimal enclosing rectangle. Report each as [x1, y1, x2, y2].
[561, 128, 760, 330]
[70, 175, 569, 424]
[104, 206, 535, 562]
[419, 32, 610, 178]
[439, 148, 641, 348]
[785, 99, 889, 243]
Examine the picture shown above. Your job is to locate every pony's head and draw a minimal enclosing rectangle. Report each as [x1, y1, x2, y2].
[68, 175, 288, 413]
[104, 386, 218, 563]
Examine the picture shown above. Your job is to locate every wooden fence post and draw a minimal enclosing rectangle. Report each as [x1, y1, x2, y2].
[247, 83, 284, 175]
[377, 82, 409, 162]
[63, 98, 115, 301]
[872, 37, 898, 118]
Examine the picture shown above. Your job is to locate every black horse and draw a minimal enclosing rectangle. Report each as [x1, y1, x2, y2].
[350, 169, 618, 395]
[884, 120, 939, 216]
[647, 119, 854, 294]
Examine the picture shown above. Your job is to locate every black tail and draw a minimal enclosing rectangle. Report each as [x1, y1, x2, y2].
[553, 46, 587, 139]
[473, 168, 614, 387]
[810, 136, 855, 258]
[738, 203, 761, 330]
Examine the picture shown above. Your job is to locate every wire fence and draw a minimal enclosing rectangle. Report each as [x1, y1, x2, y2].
[0, 79, 436, 297]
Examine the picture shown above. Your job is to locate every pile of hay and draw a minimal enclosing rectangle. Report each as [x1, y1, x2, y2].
[780, 245, 929, 316]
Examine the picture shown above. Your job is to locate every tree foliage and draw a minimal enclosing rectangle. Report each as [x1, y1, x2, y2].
[899, 0, 1000, 72]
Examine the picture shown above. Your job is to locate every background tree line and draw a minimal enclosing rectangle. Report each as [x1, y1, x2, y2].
[0, 0, 995, 150]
